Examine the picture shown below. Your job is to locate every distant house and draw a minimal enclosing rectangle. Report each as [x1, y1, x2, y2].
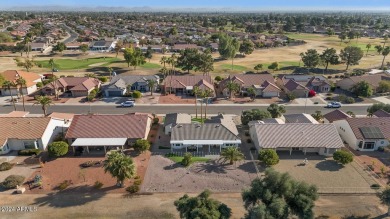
[0, 70, 42, 96]
[249, 123, 344, 156]
[140, 45, 169, 53]
[163, 113, 192, 135]
[65, 113, 152, 154]
[276, 75, 331, 97]
[104, 75, 160, 97]
[171, 44, 200, 52]
[336, 74, 390, 94]
[30, 42, 48, 52]
[0, 117, 70, 155]
[41, 77, 101, 97]
[90, 40, 115, 51]
[170, 115, 241, 153]
[163, 75, 215, 95]
[324, 110, 352, 123]
[218, 73, 280, 98]
[333, 118, 390, 151]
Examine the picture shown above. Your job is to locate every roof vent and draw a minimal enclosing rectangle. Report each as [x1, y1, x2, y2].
[178, 125, 183, 128]
[196, 124, 201, 128]
[215, 125, 220, 128]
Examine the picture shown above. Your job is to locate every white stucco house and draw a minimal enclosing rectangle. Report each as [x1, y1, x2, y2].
[0, 70, 42, 96]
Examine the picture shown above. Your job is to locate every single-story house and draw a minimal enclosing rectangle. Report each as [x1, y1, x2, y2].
[140, 45, 169, 53]
[218, 73, 280, 98]
[336, 74, 390, 94]
[104, 75, 160, 97]
[276, 75, 331, 97]
[171, 44, 200, 52]
[30, 42, 48, 51]
[324, 110, 352, 123]
[333, 118, 390, 151]
[170, 116, 241, 153]
[249, 123, 344, 156]
[0, 117, 70, 155]
[41, 77, 101, 97]
[163, 75, 215, 96]
[0, 70, 42, 96]
[65, 113, 152, 154]
[163, 113, 192, 135]
[89, 40, 115, 51]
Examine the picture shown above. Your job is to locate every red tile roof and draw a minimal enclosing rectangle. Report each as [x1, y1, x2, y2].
[373, 110, 390, 118]
[1, 70, 41, 87]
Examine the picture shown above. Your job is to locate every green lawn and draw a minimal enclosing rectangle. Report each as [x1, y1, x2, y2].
[262, 61, 300, 70]
[141, 62, 161, 69]
[36, 57, 121, 70]
[191, 118, 207, 123]
[220, 64, 248, 71]
[285, 33, 326, 40]
[167, 156, 210, 164]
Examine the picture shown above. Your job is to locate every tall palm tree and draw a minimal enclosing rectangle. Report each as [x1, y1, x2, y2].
[103, 151, 136, 187]
[48, 58, 59, 99]
[107, 67, 113, 80]
[219, 147, 244, 165]
[2, 80, 17, 111]
[193, 86, 201, 119]
[202, 89, 214, 120]
[366, 43, 372, 57]
[226, 81, 240, 99]
[147, 79, 156, 96]
[33, 95, 53, 116]
[381, 46, 390, 69]
[160, 56, 168, 78]
[170, 53, 177, 75]
[24, 36, 31, 57]
[16, 77, 26, 112]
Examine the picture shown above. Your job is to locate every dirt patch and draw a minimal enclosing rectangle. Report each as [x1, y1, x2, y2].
[158, 94, 196, 104]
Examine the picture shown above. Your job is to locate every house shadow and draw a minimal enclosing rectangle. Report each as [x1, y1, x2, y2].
[315, 160, 343, 171]
[32, 185, 111, 208]
[237, 161, 258, 174]
[191, 160, 228, 174]
[163, 162, 183, 170]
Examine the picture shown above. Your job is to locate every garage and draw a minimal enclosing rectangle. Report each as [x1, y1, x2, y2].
[107, 90, 123, 97]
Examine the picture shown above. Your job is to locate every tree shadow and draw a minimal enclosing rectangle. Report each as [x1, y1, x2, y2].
[315, 215, 330, 219]
[190, 160, 228, 174]
[32, 185, 112, 208]
[315, 160, 343, 171]
[163, 162, 183, 170]
[237, 161, 258, 174]
[341, 215, 370, 219]
[371, 214, 390, 219]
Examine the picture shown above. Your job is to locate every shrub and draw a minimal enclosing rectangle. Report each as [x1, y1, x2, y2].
[327, 76, 332, 79]
[335, 75, 339, 78]
[326, 93, 333, 96]
[0, 162, 13, 171]
[371, 184, 381, 189]
[333, 150, 353, 165]
[153, 117, 159, 124]
[286, 93, 296, 101]
[57, 180, 71, 190]
[80, 161, 94, 168]
[48, 141, 69, 157]
[214, 76, 222, 82]
[344, 97, 355, 104]
[18, 149, 42, 156]
[132, 91, 142, 99]
[98, 76, 108, 83]
[325, 97, 333, 100]
[134, 175, 141, 180]
[133, 139, 150, 153]
[36, 82, 43, 88]
[126, 184, 140, 193]
[134, 179, 142, 186]
[330, 86, 336, 92]
[1, 175, 25, 189]
[378, 146, 385, 152]
[258, 149, 279, 166]
[181, 153, 193, 167]
[94, 181, 104, 189]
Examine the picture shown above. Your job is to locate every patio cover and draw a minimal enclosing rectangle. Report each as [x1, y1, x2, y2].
[71, 138, 127, 147]
[171, 140, 229, 145]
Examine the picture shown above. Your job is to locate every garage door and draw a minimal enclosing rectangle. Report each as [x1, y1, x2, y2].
[108, 91, 123, 97]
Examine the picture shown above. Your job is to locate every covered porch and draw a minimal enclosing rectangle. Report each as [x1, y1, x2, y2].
[170, 140, 241, 153]
[270, 147, 337, 156]
[71, 138, 127, 154]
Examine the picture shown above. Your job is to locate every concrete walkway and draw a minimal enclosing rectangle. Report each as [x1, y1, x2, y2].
[372, 96, 390, 104]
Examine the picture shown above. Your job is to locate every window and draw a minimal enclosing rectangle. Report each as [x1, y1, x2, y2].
[363, 142, 375, 150]
[24, 141, 36, 149]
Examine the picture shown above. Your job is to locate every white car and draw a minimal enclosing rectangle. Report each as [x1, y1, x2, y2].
[326, 102, 341, 108]
[120, 101, 135, 107]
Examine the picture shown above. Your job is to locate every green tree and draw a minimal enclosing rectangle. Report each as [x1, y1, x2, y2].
[176, 48, 199, 73]
[367, 103, 390, 116]
[320, 48, 339, 72]
[169, 27, 178, 35]
[33, 95, 53, 116]
[378, 187, 390, 216]
[133, 139, 150, 153]
[351, 81, 373, 97]
[132, 90, 142, 99]
[239, 39, 255, 56]
[80, 44, 89, 54]
[242, 169, 318, 219]
[254, 64, 263, 73]
[241, 109, 272, 125]
[311, 111, 323, 122]
[53, 42, 67, 53]
[2, 80, 17, 111]
[48, 141, 69, 157]
[267, 103, 286, 118]
[267, 62, 279, 72]
[375, 45, 384, 55]
[333, 150, 353, 165]
[145, 46, 153, 62]
[366, 43, 372, 56]
[247, 87, 256, 101]
[130, 48, 146, 70]
[160, 56, 169, 78]
[194, 51, 214, 75]
[346, 111, 356, 118]
[114, 40, 123, 57]
[181, 152, 192, 167]
[16, 77, 26, 111]
[219, 147, 244, 165]
[340, 46, 364, 70]
[301, 49, 320, 70]
[147, 79, 156, 96]
[48, 58, 59, 99]
[338, 32, 347, 44]
[218, 34, 240, 70]
[258, 149, 279, 166]
[14, 57, 34, 72]
[226, 81, 240, 99]
[378, 80, 390, 93]
[381, 46, 390, 69]
[103, 151, 136, 187]
[123, 47, 134, 67]
[174, 190, 232, 219]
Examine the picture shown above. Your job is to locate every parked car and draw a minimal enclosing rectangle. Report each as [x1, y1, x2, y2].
[120, 101, 135, 107]
[326, 102, 341, 108]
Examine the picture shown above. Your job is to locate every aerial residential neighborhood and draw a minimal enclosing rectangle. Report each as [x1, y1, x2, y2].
[2, 1, 390, 219]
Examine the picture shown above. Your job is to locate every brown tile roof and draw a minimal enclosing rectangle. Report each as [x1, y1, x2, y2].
[252, 123, 344, 149]
[373, 110, 390, 118]
[346, 118, 390, 140]
[65, 114, 151, 139]
[261, 80, 281, 92]
[70, 79, 97, 91]
[324, 110, 352, 123]
[164, 75, 213, 89]
[348, 74, 390, 88]
[221, 73, 275, 88]
[0, 117, 51, 145]
[284, 79, 309, 91]
[44, 77, 100, 91]
[0, 111, 30, 117]
[48, 112, 74, 121]
[1, 70, 41, 87]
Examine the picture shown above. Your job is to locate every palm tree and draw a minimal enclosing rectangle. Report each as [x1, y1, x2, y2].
[346, 111, 356, 118]
[160, 56, 168, 78]
[24, 36, 31, 57]
[366, 43, 372, 56]
[170, 53, 177, 75]
[103, 151, 136, 187]
[147, 79, 156, 96]
[378, 187, 390, 216]
[381, 46, 390, 69]
[2, 80, 17, 111]
[107, 67, 113, 80]
[193, 86, 201, 119]
[311, 111, 324, 122]
[384, 35, 389, 47]
[226, 81, 240, 99]
[48, 58, 59, 99]
[16, 77, 26, 111]
[202, 89, 214, 120]
[219, 147, 244, 165]
[33, 95, 53, 116]
[85, 73, 96, 78]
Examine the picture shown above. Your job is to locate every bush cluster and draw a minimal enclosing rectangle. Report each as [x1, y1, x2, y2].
[18, 149, 42, 156]
[126, 184, 140, 193]
[94, 181, 104, 189]
[0, 162, 14, 171]
[57, 180, 71, 190]
[1, 175, 25, 189]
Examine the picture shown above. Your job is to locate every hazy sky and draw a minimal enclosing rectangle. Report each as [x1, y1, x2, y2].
[2, 0, 390, 9]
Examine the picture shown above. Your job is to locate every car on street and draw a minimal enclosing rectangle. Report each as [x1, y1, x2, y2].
[120, 101, 135, 107]
[325, 102, 341, 108]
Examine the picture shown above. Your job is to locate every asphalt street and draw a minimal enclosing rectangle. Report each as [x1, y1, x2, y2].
[60, 23, 78, 44]
[0, 104, 370, 116]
